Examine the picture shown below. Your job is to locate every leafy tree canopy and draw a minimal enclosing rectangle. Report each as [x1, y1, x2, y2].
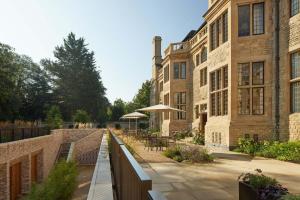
[72, 109, 91, 123]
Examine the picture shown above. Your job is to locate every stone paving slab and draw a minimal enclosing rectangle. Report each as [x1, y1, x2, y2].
[132, 138, 300, 200]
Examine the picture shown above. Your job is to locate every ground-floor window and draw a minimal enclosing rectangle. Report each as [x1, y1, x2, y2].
[210, 66, 228, 116]
[237, 62, 265, 115]
[174, 92, 186, 120]
[291, 51, 300, 113]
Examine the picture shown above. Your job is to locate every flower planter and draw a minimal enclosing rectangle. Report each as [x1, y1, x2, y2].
[239, 182, 260, 200]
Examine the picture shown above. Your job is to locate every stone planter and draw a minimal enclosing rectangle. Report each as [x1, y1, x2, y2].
[239, 182, 260, 200]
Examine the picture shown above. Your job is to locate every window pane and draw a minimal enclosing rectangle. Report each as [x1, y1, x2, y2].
[201, 47, 207, 63]
[252, 88, 264, 115]
[217, 69, 222, 90]
[291, 0, 300, 17]
[181, 92, 186, 104]
[291, 51, 300, 79]
[223, 11, 228, 42]
[181, 62, 186, 79]
[204, 68, 207, 85]
[211, 93, 216, 116]
[174, 63, 179, 79]
[223, 90, 228, 115]
[253, 62, 264, 85]
[291, 82, 300, 113]
[210, 22, 217, 50]
[181, 105, 186, 119]
[238, 5, 250, 36]
[217, 92, 222, 116]
[159, 81, 163, 92]
[223, 67, 228, 88]
[217, 18, 222, 45]
[238, 88, 250, 114]
[211, 72, 216, 91]
[253, 3, 264, 35]
[164, 65, 169, 83]
[238, 63, 250, 86]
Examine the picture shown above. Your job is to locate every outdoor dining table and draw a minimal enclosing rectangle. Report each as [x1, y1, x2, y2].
[144, 135, 175, 151]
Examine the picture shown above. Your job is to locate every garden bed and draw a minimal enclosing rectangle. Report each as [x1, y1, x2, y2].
[234, 138, 300, 163]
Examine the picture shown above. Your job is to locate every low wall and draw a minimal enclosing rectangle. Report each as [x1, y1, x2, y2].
[0, 128, 100, 200]
[73, 130, 103, 159]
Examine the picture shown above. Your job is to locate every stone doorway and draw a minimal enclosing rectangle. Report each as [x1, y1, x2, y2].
[200, 112, 207, 134]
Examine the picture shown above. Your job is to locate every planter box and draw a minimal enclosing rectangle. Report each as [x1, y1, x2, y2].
[239, 182, 260, 200]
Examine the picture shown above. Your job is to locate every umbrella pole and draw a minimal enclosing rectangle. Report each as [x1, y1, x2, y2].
[129, 119, 131, 130]
[136, 118, 138, 135]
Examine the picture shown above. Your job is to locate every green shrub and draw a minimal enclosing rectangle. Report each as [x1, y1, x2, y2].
[25, 160, 78, 200]
[181, 146, 214, 163]
[163, 145, 213, 163]
[72, 109, 91, 123]
[236, 138, 261, 155]
[235, 138, 300, 162]
[45, 106, 63, 130]
[163, 145, 182, 160]
[239, 169, 278, 190]
[281, 194, 300, 200]
[173, 131, 191, 140]
[193, 134, 205, 145]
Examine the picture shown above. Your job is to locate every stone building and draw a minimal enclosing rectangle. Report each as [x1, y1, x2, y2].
[150, 0, 300, 150]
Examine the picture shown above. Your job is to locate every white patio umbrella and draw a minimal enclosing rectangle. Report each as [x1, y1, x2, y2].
[120, 112, 147, 134]
[137, 104, 185, 112]
[136, 104, 185, 134]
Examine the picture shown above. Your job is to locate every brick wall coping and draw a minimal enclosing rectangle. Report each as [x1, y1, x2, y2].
[87, 134, 113, 200]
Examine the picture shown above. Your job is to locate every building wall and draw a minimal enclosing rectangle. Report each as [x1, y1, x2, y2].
[151, 0, 300, 149]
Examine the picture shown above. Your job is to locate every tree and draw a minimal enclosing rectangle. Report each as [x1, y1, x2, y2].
[18, 55, 52, 121]
[0, 43, 24, 120]
[43, 32, 108, 122]
[124, 80, 151, 113]
[110, 99, 126, 121]
[72, 109, 91, 123]
[46, 106, 63, 129]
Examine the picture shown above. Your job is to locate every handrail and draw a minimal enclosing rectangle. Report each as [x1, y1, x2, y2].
[67, 142, 75, 162]
[148, 191, 167, 200]
[120, 144, 151, 181]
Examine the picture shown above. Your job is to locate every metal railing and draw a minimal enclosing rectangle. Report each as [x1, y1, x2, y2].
[109, 131, 152, 200]
[0, 127, 50, 143]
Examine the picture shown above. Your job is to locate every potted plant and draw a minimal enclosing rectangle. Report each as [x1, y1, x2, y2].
[238, 169, 288, 200]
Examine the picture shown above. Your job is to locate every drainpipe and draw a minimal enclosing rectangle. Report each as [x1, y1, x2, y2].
[274, 0, 280, 141]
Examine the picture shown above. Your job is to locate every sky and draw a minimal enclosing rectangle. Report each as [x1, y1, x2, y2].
[0, 0, 208, 103]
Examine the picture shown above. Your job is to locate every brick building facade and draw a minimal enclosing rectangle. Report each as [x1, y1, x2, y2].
[150, 0, 300, 149]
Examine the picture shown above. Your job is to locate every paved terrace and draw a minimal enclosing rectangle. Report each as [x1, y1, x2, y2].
[132, 139, 300, 200]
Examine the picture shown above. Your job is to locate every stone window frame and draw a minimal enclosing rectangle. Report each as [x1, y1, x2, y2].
[210, 66, 228, 116]
[291, 50, 300, 113]
[200, 67, 208, 87]
[212, 132, 222, 144]
[291, 0, 300, 17]
[164, 64, 169, 83]
[237, 61, 265, 115]
[164, 93, 170, 120]
[173, 62, 186, 79]
[238, 2, 265, 37]
[210, 10, 229, 51]
[174, 92, 186, 120]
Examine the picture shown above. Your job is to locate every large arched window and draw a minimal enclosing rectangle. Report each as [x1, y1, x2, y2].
[201, 47, 207, 63]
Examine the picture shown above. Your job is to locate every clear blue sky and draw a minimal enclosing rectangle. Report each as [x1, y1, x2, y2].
[0, 0, 208, 103]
